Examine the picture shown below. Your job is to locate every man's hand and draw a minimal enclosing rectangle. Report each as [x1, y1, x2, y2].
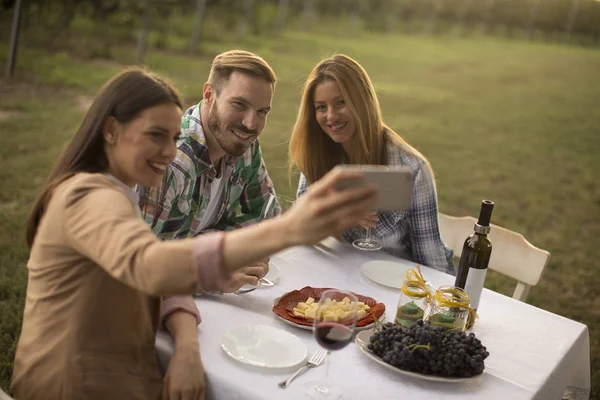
[220, 258, 269, 293]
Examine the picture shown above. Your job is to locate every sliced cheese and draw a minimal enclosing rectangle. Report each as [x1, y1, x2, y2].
[294, 297, 373, 322]
[323, 312, 337, 322]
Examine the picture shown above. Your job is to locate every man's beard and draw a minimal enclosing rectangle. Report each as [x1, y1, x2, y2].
[207, 101, 256, 158]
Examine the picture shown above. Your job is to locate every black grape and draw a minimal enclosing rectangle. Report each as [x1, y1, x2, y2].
[368, 320, 489, 378]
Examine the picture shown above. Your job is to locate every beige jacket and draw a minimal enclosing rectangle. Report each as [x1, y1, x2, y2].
[12, 173, 220, 400]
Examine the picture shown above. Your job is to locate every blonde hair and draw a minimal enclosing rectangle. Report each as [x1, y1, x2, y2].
[208, 50, 277, 93]
[289, 54, 431, 185]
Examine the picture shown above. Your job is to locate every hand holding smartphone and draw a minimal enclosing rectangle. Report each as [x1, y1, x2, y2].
[334, 165, 413, 212]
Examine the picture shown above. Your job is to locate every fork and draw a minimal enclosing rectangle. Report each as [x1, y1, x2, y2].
[234, 286, 257, 295]
[278, 348, 328, 388]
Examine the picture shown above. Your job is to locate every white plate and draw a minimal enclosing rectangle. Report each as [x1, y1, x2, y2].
[272, 292, 385, 332]
[360, 260, 414, 289]
[221, 324, 307, 369]
[355, 329, 482, 383]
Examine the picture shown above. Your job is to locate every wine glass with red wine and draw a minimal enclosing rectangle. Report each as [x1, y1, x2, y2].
[305, 289, 358, 400]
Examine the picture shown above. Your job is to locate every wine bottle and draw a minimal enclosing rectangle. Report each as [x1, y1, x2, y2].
[454, 200, 494, 316]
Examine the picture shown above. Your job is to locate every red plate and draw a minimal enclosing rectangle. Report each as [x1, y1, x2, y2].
[272, 286, 386, 328]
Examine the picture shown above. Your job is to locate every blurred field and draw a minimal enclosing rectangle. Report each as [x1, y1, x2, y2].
[1, 25, 599, 397]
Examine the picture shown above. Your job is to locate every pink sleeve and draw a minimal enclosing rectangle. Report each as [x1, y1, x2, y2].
[159, 231, 225, 328]
[193, 231, 225, 292]
[159, 296, 201, 328]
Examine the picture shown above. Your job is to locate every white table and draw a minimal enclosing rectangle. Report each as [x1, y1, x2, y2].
[155, 238, 591, 400]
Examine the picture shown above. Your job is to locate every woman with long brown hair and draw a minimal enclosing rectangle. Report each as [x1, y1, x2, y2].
[12, 67, 377, 400]
[289, 54, 454, 274]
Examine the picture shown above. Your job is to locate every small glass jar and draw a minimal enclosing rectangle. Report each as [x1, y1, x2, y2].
[395, 281, 429, 328]
[424, 285, 473, 332]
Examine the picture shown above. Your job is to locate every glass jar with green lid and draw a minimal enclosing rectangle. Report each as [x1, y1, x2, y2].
[395, 266, 431, 328]
[425, 285, 477, 332]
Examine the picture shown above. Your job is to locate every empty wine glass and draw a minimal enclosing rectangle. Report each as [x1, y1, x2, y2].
[305, 289, 358, 400]
[257, 193, 294, 286]
[259, 192, 279, 221]
[352, 222, 382, 251]
[351, 165, 383, 252]
[259, 192, 295, 221]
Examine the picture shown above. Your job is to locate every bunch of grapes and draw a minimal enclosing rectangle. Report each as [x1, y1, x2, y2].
[367, 319, 489, 378]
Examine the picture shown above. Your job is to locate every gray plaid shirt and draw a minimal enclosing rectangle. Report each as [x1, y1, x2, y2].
[297, 133, 455, 275]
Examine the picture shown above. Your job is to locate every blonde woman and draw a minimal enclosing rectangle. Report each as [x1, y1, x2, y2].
[12, 68, 376, 400]
[289, 54, 454, 274]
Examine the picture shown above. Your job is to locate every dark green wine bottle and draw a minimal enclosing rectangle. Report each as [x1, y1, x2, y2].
[454, 200, 494, 315]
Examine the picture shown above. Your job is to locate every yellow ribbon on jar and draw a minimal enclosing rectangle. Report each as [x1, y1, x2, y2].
[432, 285, 478, 330]
[401, 264, 432, 300]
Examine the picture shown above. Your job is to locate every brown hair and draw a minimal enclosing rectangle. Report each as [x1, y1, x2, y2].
[26, 67, 182, 247]
[207, 50, 277, 94]
[289, 54, 431, 185]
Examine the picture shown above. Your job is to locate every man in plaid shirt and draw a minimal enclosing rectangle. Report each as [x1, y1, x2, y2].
[138, 50, 279, 287]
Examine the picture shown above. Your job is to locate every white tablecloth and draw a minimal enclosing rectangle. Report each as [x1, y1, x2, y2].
[156, 238, 590, 400]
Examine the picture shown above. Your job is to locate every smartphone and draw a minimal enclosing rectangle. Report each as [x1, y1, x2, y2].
[334, 165, 413, 211]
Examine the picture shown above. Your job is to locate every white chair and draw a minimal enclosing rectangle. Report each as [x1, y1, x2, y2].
[438, 213, 550, 302]
[0, 388, 14, 400]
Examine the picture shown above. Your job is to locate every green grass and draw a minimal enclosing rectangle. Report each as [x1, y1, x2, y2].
[1, 28, 599, 397]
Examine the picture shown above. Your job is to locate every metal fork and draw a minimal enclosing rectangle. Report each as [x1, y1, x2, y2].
[234, 286, 257, 295]
[278, 348, 328, 388]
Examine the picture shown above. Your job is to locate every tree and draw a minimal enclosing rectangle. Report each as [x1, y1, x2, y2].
[136, 0, 152, 64]
[563, 0, 581, 42]
[276, 0, 290, 34]
[238, 0, 253, 38]
[301, 0, 316, 32]
[5, 0, 23, 79]
[524, 0, 542, 40]
[190, 0, 208, 52]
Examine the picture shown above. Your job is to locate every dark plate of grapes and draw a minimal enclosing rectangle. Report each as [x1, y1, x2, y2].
[355, 319, 489, 382]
